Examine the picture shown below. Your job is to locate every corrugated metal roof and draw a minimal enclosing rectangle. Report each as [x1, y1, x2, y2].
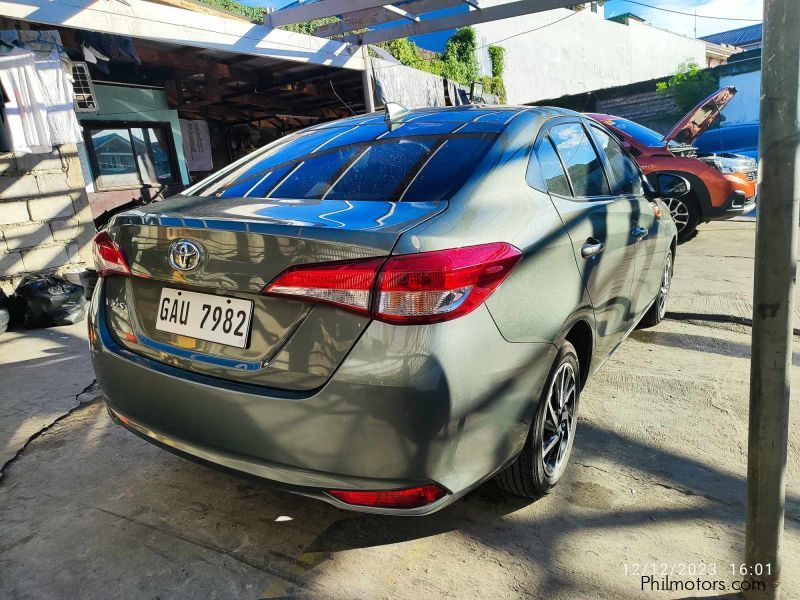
[700, 24, 762, 47]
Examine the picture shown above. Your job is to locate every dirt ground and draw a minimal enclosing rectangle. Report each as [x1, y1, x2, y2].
[1, 220, 798, 599]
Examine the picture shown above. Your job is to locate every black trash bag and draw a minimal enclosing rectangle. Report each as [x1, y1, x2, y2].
[12, 275, 87, 328]
[0, 290, 9, 335]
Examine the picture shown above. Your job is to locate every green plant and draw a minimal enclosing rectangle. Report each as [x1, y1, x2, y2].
[378, 26, 495, 91]
[479, 75, 507, 104]
[196, 0, 266, 22]
[440, 27, 480, 84]
[656, 61, 718, 114]
[487, 45, 505, 78]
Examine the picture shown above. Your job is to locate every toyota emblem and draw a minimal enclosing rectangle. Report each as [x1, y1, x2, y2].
[168, 239, 204, 272]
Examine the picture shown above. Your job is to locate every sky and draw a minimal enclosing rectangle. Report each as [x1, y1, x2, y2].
[247, 0, 763, 48]
[604, 0, 762, 38]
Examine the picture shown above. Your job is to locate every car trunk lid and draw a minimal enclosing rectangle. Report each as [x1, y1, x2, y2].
[102, 195, 445, 390]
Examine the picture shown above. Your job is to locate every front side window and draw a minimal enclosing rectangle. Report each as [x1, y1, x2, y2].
[549, 123, 610, 198]
[84, 123, 180, 190]
[195, 125, 497, 203]
[590, 126, 645, 196]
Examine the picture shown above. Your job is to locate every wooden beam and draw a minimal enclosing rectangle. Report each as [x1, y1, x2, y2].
[383, 4, 422, 23]
[136, 45, 231, 77]
[1, 0, 364, 71]
[344, 0, 575, 44]
[266, 0, 394, 27]
[164, 78, 182, 108]
[314, 0, 461, 37]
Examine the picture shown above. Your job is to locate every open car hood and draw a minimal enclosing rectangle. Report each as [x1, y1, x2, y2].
[662, 86, 737, 145]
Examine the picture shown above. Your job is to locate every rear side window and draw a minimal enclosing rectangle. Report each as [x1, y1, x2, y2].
[591, 126, 645, 196]
[549, 123, 610, 198]
[195, 126, 496, 202]
[535, 137, 572, 196]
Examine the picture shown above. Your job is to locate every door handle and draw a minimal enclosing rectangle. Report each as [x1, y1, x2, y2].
[632, 226, 648, 240]
[581, 238, 605, 259]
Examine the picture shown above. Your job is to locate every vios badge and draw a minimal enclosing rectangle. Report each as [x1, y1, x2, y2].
[168, 239, 204, 272]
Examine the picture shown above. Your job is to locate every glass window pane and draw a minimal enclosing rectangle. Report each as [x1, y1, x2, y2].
[402, 135, 495, 202]
[550, 123, 610, 197]
[90, 128, 140, 187]
[591, 126, 644, 196]
[536, 138, 572, 196]
[270, 146, 361, 199]
[201, 128, 353, 197]
[147, 128, 176, 183]
[91, 128, 136, 176]
[220, 163, 295, 199]
[326, 138, 435, 201]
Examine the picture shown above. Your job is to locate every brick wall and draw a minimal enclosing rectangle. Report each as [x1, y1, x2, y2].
[595, 89, 681, 134]
[0, 145, 94, 293]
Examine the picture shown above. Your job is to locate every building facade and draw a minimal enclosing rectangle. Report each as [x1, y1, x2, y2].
[474, 3, 708, 105]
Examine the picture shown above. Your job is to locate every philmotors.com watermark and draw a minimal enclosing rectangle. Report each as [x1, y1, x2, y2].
[624, 562, 769, 594]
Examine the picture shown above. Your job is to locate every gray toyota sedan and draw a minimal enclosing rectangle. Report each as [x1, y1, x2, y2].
[89, 106, 679, 514]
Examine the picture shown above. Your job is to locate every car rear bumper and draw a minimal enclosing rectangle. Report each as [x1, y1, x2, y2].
[90, 283, 557, 514]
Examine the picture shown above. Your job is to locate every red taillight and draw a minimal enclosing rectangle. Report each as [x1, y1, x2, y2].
[328, 484, 446, 509]
[92, 231, 131, 277]
[374, 242, 521, 324]
[263, 256, 386, 315]
[262, 243, 521, 325]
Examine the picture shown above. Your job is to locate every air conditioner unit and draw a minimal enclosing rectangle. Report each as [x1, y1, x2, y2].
[72, 62, 99, 113]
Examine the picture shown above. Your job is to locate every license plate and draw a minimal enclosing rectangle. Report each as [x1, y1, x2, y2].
[155, 288, 253, 348]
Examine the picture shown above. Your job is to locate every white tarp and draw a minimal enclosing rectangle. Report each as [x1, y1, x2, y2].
[371, 58, 447, 109]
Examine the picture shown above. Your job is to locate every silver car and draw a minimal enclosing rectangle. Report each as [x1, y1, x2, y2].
[89, 106, 679, 514]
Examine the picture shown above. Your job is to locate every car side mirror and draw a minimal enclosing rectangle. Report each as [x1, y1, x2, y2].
[647, 173, 691, 199]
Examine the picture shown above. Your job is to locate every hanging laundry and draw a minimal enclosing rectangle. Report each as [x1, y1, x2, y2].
[33, 49, 82, 145]
[0, 47, 51, 154]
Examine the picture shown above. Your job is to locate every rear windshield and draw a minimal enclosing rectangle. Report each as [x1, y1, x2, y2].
[192, 124, 497, 202]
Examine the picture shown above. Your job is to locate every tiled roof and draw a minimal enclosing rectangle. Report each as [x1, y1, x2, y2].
[700, 24, 762, 47]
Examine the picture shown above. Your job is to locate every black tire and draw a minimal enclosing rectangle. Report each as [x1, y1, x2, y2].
[638, 250, 673, 329]
[665, 193, 701, 242]
[496, 341, 581, 499]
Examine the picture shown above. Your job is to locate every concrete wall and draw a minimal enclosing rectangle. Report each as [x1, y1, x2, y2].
[474, 4, 707, 105]
[0, 147, 95, 292]
[719, 69, 760, 125]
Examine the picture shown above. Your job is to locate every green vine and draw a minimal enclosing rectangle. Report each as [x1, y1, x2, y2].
[487, 45, 504, 78]
[378, 27, 506, 102]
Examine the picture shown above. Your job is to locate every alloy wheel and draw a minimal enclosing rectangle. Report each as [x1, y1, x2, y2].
[664, 197, 690, 232]
[658, 253, 672, 320]
[542, 362, 578, 477]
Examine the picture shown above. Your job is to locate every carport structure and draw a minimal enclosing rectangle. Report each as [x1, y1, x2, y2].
[0, 0, 369, 129]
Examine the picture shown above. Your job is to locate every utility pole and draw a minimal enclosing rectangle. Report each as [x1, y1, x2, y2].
[361, 44, 376, 113]
[745, 1, 799, 598]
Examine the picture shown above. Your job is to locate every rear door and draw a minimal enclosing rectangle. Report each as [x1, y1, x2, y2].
[588, 123, 666, 318]
[536, 118, 637, 356]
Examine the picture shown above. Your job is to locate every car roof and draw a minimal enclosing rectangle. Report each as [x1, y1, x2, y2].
[309, 105, 581, 134]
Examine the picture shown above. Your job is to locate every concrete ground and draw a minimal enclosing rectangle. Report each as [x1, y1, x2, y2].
[1, 220, 798, 599]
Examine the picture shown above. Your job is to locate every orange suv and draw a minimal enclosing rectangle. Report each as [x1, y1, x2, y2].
[588, 87, 757, 241]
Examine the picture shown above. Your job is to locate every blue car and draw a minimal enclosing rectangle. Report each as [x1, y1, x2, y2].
[695, 123, 759, 160]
